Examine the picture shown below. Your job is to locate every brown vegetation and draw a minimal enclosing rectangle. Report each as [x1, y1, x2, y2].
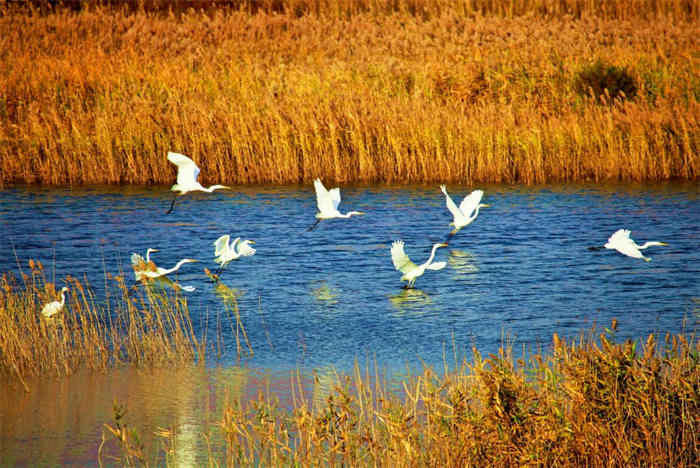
[0, 261, 206, 387]
[102, 322, 700, 467]
[1, 0, 699, 185]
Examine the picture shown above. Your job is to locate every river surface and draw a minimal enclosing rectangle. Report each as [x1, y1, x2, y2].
[1, 181, 699, 465]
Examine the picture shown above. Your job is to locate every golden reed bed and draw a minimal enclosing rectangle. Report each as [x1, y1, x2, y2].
[1, 0, 698, 185]
[101, 323, 700, 467]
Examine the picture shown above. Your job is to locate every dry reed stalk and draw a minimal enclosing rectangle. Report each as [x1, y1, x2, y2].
[216, 324, 699, 467]
[1, 1, 698, 185]
[0, 262, 206, 382]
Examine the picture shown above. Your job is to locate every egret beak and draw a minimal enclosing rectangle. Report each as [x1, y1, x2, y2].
[249, 241, 257, 244]
[482, 204, 491, 208]
[358, 212, 366, 215]
[439, 243, 449, 247]
[659, 243, 669, 246]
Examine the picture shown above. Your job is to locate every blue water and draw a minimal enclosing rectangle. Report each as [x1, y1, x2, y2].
[1, 182, 699, 373]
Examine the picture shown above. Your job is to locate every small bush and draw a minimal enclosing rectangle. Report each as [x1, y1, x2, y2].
[575, 60, 638, 101]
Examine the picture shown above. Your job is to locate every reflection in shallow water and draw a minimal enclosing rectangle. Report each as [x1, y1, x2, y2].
[388, 288, 433, 316]
[448, 249, 479, 280]
[311, 281, 339, 307]
[0, 366, 277, 467]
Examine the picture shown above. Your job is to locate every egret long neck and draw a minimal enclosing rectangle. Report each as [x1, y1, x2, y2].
[469, 205, 482, 222]
[425, 244, 442, 266]
[59, 291, 66, 307]
[162, 259, 191, 275]
[638, 242, 663, 250]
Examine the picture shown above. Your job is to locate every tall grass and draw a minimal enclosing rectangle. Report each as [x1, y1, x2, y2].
[100, 323, 699, 467]
[0, 261, 207, 387]
[1, 0, 698, 185]
[219, 326, 699, 467]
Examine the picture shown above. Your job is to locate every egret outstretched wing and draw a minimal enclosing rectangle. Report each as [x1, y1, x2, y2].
[214, 235, 231, 257]
[236, 240, 257, 257]
[329, 188, 341, 210]
[425, 261, 446, 271]
[168, 152, 201, 186]
[131, 253, 147, 269]
[607, 229, 631, 244]
[314, 179, 337, 215]
[391, 241, 418, 274]
[459, 190, 484, 217]
[440, 185, 464, 221]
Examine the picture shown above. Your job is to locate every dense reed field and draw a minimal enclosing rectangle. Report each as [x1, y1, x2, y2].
[104, 323, 700, 467]
[1, 0, 698, 185]
[0, 261, 210, 387]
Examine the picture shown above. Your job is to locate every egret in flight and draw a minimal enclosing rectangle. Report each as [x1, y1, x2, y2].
[131, 249, 197, 293]
[41, 287, 70, 318]
[213, 235, 257, 278]
[440, 185, 490, 245]
[308, 179, 364, 231]
[589, 229, 668, 261]
[391, 241, 448, 289]
[166, 152, 229, 214]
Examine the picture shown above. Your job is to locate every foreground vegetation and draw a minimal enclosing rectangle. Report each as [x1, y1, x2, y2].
[0, 262, 208, 388]
[105, 322, 700, 467]
[1, 0, 698, 185]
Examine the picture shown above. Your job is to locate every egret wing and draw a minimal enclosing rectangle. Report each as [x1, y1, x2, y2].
[440, 185, 464, 221]
[426, 261, 446, 271]
[131, 253, 146, 268]
[612, 242, 646, 259]
[329, 188, 341, 210]
[391, 241, 418, 274]
[236, 241, 257, 257]
[168, 152, 201, 185]
[213, 235, 230, 257]
[314, 179, 337, 215]
[458, 190, 484, 217]
[607, 229, 631, 244]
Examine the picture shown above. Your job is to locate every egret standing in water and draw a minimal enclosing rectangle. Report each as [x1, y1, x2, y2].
[166, 152, 229, 214]
[308, 179, 364, 231]
[213, 235, 257, 278]
[440, 185, 490, 245]
[391, 241, 448, 289]
[589, 229, 668, 261]
[130, 249, 198, 293]
[41, 287, 70, 318]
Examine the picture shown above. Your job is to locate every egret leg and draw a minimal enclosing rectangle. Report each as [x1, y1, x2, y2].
[214, 265, 226, 277]
[165, 195, 178, 215]
[307, 219, 322, 231]
[587, 246, 604, 251]
[127, 281, 139, 297]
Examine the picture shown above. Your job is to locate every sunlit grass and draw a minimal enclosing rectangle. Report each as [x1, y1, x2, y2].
[0, 261, 209, 387]
[102, 322, 700, 467]
[1, 0, 698, 185]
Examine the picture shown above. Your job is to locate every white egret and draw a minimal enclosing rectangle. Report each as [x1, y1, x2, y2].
[308, 179, 365, 231]
[589, 229, 668, 261]
[440, 185, 490, 245]
[391, 241, 448, 289]
[41, 287, 69, 318]
[213, 235, 257, 277]
[166, 152, 229, 214]
[131, 250, 197, 293]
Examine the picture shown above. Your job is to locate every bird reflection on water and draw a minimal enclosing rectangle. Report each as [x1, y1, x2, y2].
[388, 288, 433, 316]
[311, 281, 339, 306]
[447, 249, 479, 280]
